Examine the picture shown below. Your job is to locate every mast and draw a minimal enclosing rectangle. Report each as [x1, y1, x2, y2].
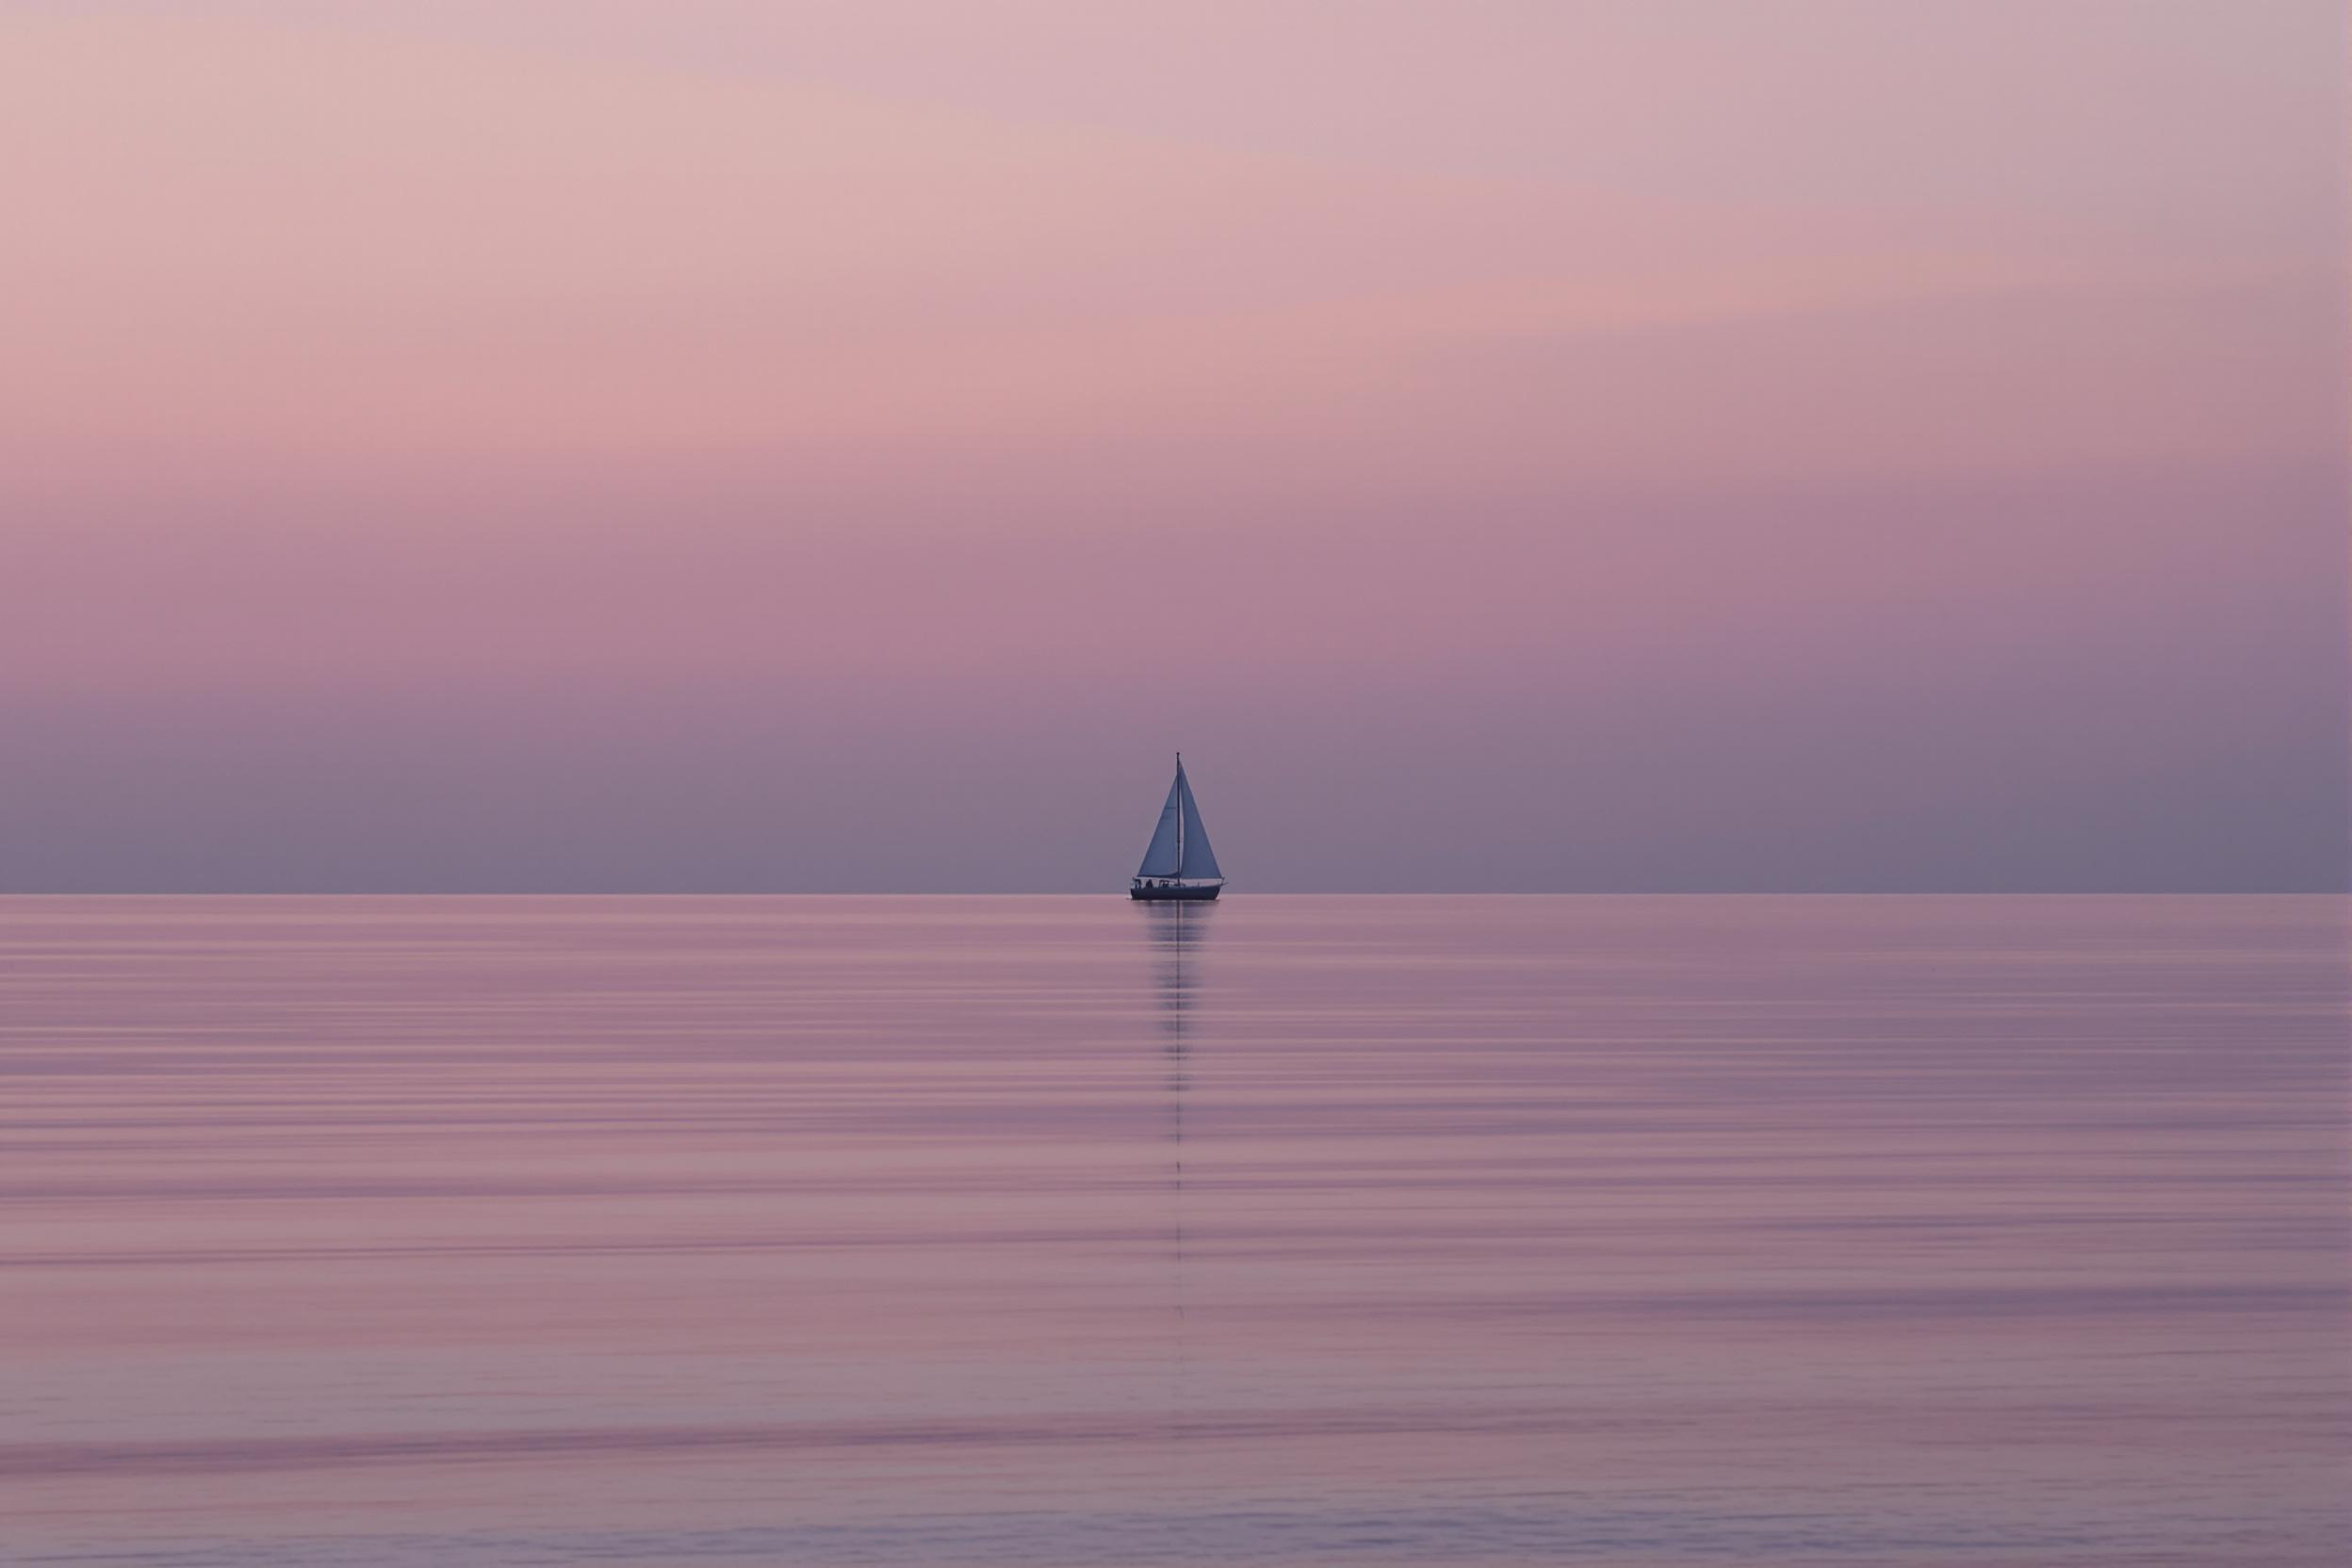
[1174, 753, 1184, 874]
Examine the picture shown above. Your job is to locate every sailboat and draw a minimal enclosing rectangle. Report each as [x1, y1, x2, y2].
[1131, 755, 1225, 901]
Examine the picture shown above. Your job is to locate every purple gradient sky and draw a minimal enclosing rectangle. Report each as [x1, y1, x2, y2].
[5, 1, 2345, 890]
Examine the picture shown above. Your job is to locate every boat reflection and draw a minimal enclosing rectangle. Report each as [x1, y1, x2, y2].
[1138, 897, 1213, 1448]
[1141, 898, 1211, 1170]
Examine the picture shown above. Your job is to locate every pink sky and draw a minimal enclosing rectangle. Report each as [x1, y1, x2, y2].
[3, 1, 2344, 890]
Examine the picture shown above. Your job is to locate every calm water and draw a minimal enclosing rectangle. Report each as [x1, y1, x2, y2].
[2, 895, 2344, 1567]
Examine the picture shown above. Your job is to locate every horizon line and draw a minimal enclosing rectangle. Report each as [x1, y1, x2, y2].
[3, 890, 2342, 900]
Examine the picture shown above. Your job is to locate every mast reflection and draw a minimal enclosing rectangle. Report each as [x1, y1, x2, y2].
[1142, 898, 1210, 1130]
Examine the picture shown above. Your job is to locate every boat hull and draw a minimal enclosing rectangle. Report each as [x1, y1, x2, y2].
[1130, 880, 1223, 901]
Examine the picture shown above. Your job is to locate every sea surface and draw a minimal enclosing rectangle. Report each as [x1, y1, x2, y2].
[2, 895, 2344, 1567]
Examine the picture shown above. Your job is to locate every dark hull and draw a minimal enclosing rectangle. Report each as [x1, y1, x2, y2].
[1130, 883, 1222, 901]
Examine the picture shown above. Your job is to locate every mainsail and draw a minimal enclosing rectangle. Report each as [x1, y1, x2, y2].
[1135, 758, 1220, 881]
[1175, 769, 1219, 880]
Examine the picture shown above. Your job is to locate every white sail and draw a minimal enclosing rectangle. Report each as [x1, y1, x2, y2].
[1135, 757, 1224, 892]
[1135, 773, 1185, 878]
[1175, 768, 1220, 880]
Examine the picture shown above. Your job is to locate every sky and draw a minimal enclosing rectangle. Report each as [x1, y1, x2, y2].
[4, 0, 2344, 891]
